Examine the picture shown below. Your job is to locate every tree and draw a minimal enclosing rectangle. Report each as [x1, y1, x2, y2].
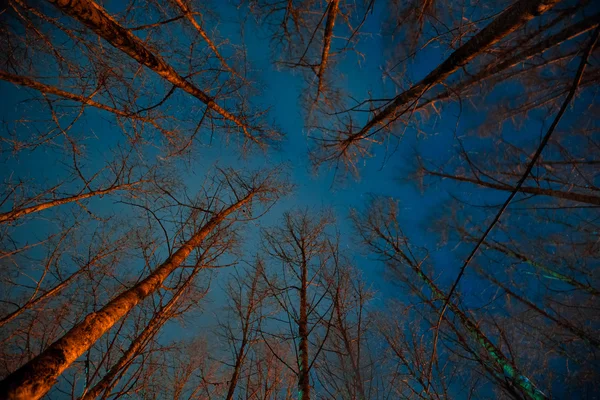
[0, 168, 288, 399]
[260, 209, 337, 400]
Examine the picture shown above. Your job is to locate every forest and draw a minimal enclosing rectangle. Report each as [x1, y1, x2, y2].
[0, 0, 598, 399]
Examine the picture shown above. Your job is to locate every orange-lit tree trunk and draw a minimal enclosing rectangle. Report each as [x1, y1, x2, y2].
[315, 0, 339, 101]
[345, 0, 560, 145]
[46, 0, 258, 142]
[0, 182, 140, 223]
[0, 71, 173, 138]
[79, 264, 205, 400]
[0, 191, 254, 400]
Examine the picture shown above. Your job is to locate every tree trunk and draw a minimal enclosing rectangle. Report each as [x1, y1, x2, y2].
[46, 0, 257, 141]
[0, 192, 253, 400]
[457, 227, 599, 296]
[315, 0, 339, 101]
[79, 266, 203, 400]
[0, 182, 139, 223]
[418, 12, 600, 110]
[350, 0, 559, 142]
[382, 233, 547, 400]
[424, 170, 600, 206]
[298, 258, 310, 400]
[0, 71, 172, 137]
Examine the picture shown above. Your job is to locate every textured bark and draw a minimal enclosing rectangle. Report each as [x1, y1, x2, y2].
[0, 71, 172, 137]
[298, 255, 310, 400]
[79, 266, 203, 400]
[46, 0, 257, 141]
[315, 0, 339, 101]
[349, 0, 560, 142]
[0, 192, 253, 400]
[0, 182, 138, 223]
[425, 170, 600, 206]
[419, 12, 600, 109]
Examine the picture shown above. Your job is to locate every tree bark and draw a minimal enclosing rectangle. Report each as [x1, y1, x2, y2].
[315, 0, 339, 101]
[0, 191, 254, 400]
[46, 0, 257, 141]
[78, 265, 203, 400]
[372, 225, 547, 400]
[0, 182, 139, 223]
[349, 0, 559, 142]
[0, 71, 172, 137]
[418, 12, 600, 110]
[425, 169, 600, 206]
[298, 255, 310, 400]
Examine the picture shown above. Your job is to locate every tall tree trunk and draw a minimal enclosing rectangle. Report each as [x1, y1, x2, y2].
[46, 0, 257, 141]
[380, 233, 547, 400]
[333, 289, 366, 399]
[315, 0, 339, 101]
[0, 182, 139, 223]
[0, 249, 115, 327]
[457, 227, 599, 295]
[224, 267, 262, 400]
[0, 192, 254, 400]
[0, 71, 173, 137]
[79, 266, 203, 400]
[480, 270, 600, 347]
[349, 0, 559, 142]
[418, 12, 600, 109]
[423, 169, 600, 206]
[298, 258, 310, 400]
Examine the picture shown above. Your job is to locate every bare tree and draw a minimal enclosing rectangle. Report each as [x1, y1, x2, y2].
[0, 168, 288, 399]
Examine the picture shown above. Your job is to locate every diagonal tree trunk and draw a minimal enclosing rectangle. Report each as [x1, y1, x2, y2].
[456, 226, 599, 296]
[0, 191, 254, 400]
[78, 265, 204, 400]
[0, 248, 118, 328]
[315, 0, 339, 101]
[361, 211, 548, 399]
[417, 12, 600, 110]
[0, 71, 173, 138]
[0, 182, 140, 223]
[45, 0, 258, 142]
[347, 0, 560, 143]
[423, 169, 600, 206]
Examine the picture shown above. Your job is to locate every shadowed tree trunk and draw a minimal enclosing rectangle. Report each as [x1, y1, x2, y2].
[353, 198, 548, 400]
[421, 169, 600, 206]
